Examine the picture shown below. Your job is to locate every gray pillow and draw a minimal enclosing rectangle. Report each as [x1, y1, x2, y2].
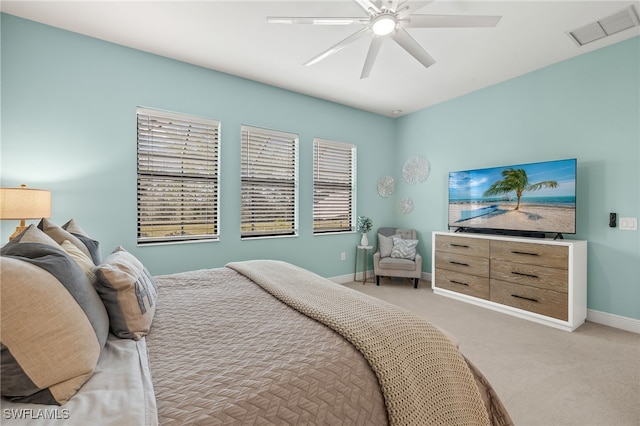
[378, 233, 396, 258]
[62, 219, 102, 265]
[1, 225, 109, 405]
[391, 236, 418, 260]
[95, 247, 158, 340]
[38, 218, 93, 262]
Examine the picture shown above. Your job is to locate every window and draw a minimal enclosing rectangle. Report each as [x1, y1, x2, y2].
[241, 125, 298, 238]
[137, 107, 220, 244]
[313, 138, 356, 234]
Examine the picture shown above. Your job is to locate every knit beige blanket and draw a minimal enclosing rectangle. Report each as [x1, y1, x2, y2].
[227, 260, 491, 426]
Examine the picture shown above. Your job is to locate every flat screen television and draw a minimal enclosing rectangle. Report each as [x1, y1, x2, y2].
[448, 158, 577, 238]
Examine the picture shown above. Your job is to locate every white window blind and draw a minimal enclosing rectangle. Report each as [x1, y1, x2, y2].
[313, 138, 356, 234]
[241, 125, 298, 238]
[137, 107, 220, 244]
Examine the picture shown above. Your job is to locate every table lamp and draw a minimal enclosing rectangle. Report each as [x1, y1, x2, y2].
[0, 184, 51, 240]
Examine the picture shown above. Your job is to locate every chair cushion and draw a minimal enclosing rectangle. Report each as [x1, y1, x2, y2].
[379, 256, 417, 271]
[391, 236, 418, 260]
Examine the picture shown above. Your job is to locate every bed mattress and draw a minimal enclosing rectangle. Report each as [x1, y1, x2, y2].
[1, 336, 157, 426]
[147, 266, 389, 425]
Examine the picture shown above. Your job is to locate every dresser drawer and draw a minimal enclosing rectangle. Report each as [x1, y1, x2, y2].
[491, 260, 568, 292]
[435, 251, 489, 277]
[435, 235, 490, 258]
[490, 279, 568, 321]
[490, 240, 568, 269]
[435, 269, 490, 300]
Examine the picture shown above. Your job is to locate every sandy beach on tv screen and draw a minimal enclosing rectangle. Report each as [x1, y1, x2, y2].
[449, 202, 575, 233]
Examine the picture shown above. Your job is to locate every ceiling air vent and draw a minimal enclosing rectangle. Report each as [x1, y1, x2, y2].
[567, 5, 640, 46]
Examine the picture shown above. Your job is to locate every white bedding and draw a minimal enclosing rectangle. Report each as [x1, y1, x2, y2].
[1, 335, 157, 426]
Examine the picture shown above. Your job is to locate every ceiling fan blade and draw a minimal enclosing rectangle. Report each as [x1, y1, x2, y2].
[396, 1, 434, 19]
[390, 28, 436, 69]
[379, 0, 399, 12]
[267, 17, 367, 25]
[304, 27, 371, 67]
[353, 0, 382, 16]
[360, 36, 384, 79]
[403, 14, 502, 28]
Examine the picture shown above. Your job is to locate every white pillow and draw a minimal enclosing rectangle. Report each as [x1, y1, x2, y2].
[378, 234, 396, 258]
[390, 236, 418, 260]
[61, 239, 96, 282]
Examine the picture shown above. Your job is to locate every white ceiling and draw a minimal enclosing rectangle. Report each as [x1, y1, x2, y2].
[2, 0, 639, 116]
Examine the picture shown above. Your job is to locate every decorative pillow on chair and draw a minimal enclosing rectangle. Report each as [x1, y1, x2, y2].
[378, 233, 396, 258]
[390, 236, 418, 260]
[95, 247, 158, 340]
[1, 225, 109, 405]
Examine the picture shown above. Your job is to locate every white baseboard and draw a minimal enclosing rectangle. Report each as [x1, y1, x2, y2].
[330, 273, 356, 284]
[331, 271, 431, 284]
[587, 309, 640, 334]
[330, 271, 374, 284]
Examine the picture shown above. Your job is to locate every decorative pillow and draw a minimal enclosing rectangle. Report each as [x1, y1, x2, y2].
[1, 225, 109, 405]
[62, 219, 102, 265]
[61, 239, 96, 283]
[390, 236, 419, 260]
[37, 218, 93, 263]
[378, 233, 397, 258]
[95, 247, 158, 340]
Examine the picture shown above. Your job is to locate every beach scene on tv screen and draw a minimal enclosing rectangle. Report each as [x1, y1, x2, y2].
[448, 159, 576, 234]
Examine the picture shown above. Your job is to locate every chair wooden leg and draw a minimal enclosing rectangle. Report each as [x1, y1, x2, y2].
[376, 275, 380, 286]
[414, 278, 418, 288]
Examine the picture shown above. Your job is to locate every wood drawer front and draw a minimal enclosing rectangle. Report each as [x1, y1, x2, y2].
[435, 251, 489, 278]
[435, 269, 490, 300]
[491, 261, 568, 293]
[490, 279, 568, 321]
[490, 240, 568, 269]
[435, 235, 490, 258]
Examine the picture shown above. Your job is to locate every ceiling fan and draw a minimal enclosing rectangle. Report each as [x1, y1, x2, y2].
[267, 0, 501, 78]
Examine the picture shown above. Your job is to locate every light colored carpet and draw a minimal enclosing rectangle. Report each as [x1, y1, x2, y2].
[343, 277, 640, 426]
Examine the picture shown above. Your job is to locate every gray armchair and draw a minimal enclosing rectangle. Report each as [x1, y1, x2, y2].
[373, 227, 422, 288]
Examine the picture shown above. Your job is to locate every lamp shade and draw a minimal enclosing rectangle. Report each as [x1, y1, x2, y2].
[0, 185, 51, 220]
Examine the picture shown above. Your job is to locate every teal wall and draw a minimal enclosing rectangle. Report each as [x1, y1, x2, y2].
[0, 14, 396, 278]
[2, 14, 638, 320]
[395, 37, 639, 320]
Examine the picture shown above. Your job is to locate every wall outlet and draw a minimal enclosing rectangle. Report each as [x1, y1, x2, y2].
[619, 217, 637, 230]
[340, 252, 346, 261]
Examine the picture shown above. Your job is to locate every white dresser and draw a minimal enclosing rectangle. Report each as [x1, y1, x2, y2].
[432, 231, 587, 331]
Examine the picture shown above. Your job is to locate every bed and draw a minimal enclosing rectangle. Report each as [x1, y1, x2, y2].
[1, 222, 513, 425]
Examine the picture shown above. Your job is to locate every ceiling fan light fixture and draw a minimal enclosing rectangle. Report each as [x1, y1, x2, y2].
[372, 15, 396, 36]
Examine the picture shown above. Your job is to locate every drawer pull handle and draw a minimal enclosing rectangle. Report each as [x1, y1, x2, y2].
[511, 294, 539, 303]
[449, 261, 470, 267]
[511, 250, 539, 257]
[450, 280, 469, 287]
[511, 271, 539, 279]
[450, 244, 470, 248]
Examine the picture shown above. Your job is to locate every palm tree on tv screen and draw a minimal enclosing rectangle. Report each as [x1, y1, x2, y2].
[483, 168, 557, 210]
